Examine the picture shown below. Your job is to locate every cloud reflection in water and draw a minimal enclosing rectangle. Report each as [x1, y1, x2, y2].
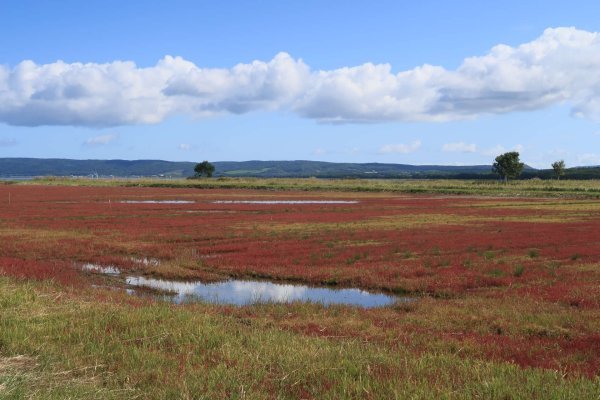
[125, 277, 397, 308]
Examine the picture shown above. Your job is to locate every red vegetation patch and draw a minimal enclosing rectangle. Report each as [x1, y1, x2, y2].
[1, 186, 599, 295]
[1, 185, 599, 377]
[0, 256, 83, 286]
[443, 332, 600, 378]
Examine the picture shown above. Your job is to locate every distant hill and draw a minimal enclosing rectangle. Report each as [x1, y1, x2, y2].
[0, 158, 196, 178]
[213, 160, 496, 179]
[0, 158, 599, 180]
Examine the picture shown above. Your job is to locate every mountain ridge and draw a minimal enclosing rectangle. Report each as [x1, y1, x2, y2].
[0, 157, 598, 179]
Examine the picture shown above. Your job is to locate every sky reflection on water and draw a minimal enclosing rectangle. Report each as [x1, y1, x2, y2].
[212, 200, 358, 204]
[82, 263, 121, 275]
[125, 277, 397, 308]
[120, 200, 195, 204]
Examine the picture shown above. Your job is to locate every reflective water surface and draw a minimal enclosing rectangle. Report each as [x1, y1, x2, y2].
[130, 257, 160, 266]
[82, 263, 121, 275]
[125, 277, 398, 308]
[213, 200, 358, 204]
[120, 200, 195, 204]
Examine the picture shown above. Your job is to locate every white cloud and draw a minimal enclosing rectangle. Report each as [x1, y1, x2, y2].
[178, 143, 192, 151]
[83, 133, 118, 146]
[0, 138, 16, 146]
[481, 144, 524, 157]
[313, 147, 326, 156]
[379, 140, 421, 154]
[548, 148, 569, 157]
[577, 153, 600, 165]
[442, 142, 477, 153]
[2, 27, 600, 126]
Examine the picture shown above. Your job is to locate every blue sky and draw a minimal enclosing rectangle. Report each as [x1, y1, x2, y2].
[1, 0, 600, 167]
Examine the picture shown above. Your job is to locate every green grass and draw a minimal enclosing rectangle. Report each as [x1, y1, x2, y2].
[9, 176, 600, 198]
[2, 182, 599, 398]
[1, 278, 598, 399]
[513, 264, 525, 277]
[221, 168, 273, 175]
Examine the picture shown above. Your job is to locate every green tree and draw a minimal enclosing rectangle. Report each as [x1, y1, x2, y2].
[492, 152, 524, 182]
[551, 160, 565, 180]
[194, 161, 215, 178]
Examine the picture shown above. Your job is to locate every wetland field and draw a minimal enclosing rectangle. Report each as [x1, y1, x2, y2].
[0, 179, 599, 398]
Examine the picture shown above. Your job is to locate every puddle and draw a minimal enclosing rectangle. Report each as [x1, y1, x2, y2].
[120, 200, 195, 204]
[82, 261, 403, 307]
[82, 257, 160, 274]
[82, 263, 121, 275]
[131, 257, 160, 266]
[213, 200, 358, 205]
[125, 277, 399, 308]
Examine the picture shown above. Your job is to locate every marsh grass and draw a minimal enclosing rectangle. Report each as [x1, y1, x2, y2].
[2, 183, 600, 398]
[513, 264, 525, 277]
[17, 177, 600, 198]
[1, 278, 598, 399]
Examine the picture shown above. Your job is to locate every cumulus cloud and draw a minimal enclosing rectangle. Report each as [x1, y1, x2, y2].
[481, 145, 508, 157]
[178, 143, 192, 151]
[481, 144, 524, 157]
[0, 138, 16, 146]
[83, 133, 118, 146]
[1, 27, 600, 127]
[577, 153, 600, 165]
[442, 142, 477, 153]
[379, 140, 422, 154]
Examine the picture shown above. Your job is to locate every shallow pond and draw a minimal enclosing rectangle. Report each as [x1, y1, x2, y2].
[125, 277, 399, 308]
[119, 200, 195, 204]
[82, 263, 121, 275]
[212, 200, 358, 205]
[82, 262, 402, 308]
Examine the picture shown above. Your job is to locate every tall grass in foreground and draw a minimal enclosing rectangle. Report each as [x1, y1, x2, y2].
[1, 278, 598, 399]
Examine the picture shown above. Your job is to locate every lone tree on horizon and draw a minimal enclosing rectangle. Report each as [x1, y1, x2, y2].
[551, 160, 565, 180]
[194, 161, 215, 178]
[492, 152, 524, 182]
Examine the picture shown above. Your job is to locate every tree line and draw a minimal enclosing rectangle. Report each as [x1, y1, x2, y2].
[492, 152, 565, 182]
[192, 156, 568, 181]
